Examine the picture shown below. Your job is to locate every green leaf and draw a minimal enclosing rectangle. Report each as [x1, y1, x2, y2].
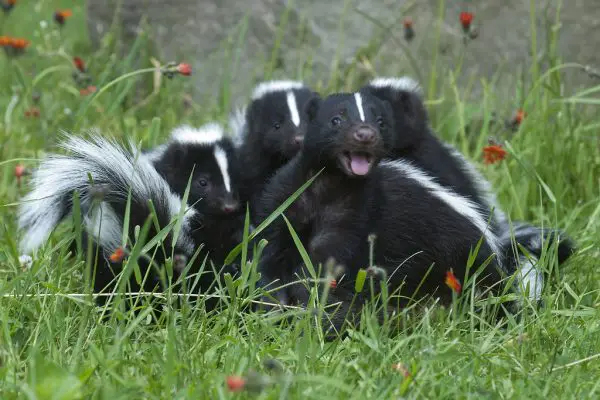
[355, 269, 367, 293]
[224, 169, 323, 265]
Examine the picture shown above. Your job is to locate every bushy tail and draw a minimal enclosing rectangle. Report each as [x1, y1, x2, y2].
[18, 133, 195, 257]
[499, 221, 576, 301]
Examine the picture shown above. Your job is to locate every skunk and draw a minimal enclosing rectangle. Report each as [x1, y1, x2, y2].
[360, 76, 507, 228]
[232, 80, 321, 219]
[254, 91, 506, 328]
[360, 76, 576, 303]
[17, 124, 244, 304]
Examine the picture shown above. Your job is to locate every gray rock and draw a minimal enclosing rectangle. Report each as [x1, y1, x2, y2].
[86, 0, 600, 107]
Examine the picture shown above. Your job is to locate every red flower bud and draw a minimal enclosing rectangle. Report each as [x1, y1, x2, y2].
[176, 63, 192, 76]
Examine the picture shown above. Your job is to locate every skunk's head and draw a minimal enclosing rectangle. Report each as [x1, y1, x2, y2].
[244, 80, 321, 161]
[360, 76, 428, 152]
[151, 123, 241, 217]
[302, 92, 395, 178]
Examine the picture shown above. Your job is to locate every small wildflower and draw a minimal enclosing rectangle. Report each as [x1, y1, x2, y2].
[482, 144, 507, 165]
[39, 20, 48, 30]
[73, 56, 86, 73]
[329, 278, 337, 289]
[161, 61, 193, 78]
[1, 0, 16, 13]
[79, 85, 97, 96]
[14, 164, 28, 186]
[403, 17, 415, 42]
[1, 36, 30, 57]
[459, 12, 474, 33]
[176, 63, 192, 76]
[24, 107, 40, 118]
[109, 247, 125, 263]
[63, 107, 72, 116]
[511, 109, 526, 128]
[54, 9, 72, 25]
[445, 270, 462, 294]
[226, 375, 246, 392]
[392, 363, 412, 378]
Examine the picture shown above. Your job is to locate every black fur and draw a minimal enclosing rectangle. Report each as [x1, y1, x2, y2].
[254, 92, 504, 330]
[360, 79, 494, 219]
[236, 82, 321, 220]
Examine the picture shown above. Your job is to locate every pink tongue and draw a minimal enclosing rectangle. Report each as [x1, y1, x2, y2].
[350, 154, 371, 175]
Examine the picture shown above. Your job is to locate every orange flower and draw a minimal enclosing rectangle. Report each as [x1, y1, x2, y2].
[460, 12, 474, 32]
[482, 144, 507, 165]
[14, 164, 27, 185]
[73, 56, 86, 72]
[176, 63, 192, 76]
[109, 247, 125, 263]
[226, 376, 246, 392]
[513, 109, 526, 125]
[54, 9, 72, 25]
[10, 38, 30, 49]
[445, 270, 462, 294]
[80, 85, 97, 96]
[0, 36, 10, 46]
[24, 107, 40, 118]
[329, 278, 337, 289]
[2, 0, 16, 13]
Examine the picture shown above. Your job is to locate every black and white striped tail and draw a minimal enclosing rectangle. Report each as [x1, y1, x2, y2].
[499, 221, 575, 302]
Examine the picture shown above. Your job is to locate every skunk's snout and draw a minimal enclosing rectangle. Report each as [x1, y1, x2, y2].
[292, 135, 304, 146]
[352, 126, 377, 144]
[221, 194, 240, 214]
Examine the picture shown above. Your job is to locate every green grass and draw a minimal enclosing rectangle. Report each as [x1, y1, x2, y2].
[1, 1, 600, 399]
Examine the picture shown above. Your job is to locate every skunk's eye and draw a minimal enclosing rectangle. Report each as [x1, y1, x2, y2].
[331, 116, 342, 126]
[273, 122, 281, 130]
[376, 117, 385, 129]
[198, 178, 208, 187]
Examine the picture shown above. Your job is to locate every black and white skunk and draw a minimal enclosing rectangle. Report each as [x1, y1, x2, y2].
[360, 76, 576, 303]
[231, 80, 321, 219]
[18, 124, 244, 303]
[254, 91, 506, 327]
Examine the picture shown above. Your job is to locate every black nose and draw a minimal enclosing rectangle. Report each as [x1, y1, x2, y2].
[353, 127, 376, 143]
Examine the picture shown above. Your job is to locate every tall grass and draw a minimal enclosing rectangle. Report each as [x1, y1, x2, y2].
[1, 1, 599, 398]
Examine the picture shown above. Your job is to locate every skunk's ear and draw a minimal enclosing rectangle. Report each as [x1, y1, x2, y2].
[305, 96, 321, 122]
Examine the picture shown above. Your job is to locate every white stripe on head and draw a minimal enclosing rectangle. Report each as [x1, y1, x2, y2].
[354, 92, 365, 122]
[369, 76, 423, 96]
[251, 80, 305, 100]
[286, 91, 301, 127]
[381, 159, 503, 267]
[171, 123, 224, 146]
[213, 145, 231, 193]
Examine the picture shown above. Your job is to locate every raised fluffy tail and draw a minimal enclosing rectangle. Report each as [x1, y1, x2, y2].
[18, 133, 196, 257]
[499, 221, 575, 301]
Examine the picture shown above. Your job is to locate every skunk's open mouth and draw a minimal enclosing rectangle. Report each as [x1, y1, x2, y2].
[340, 151, 375, 176]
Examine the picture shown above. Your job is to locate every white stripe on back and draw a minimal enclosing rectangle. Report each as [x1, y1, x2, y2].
[354, 92, 365, 122]
[286, 91, 301, 127]
[381, 159, 503, 266]
[213, 145, 231, 192]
